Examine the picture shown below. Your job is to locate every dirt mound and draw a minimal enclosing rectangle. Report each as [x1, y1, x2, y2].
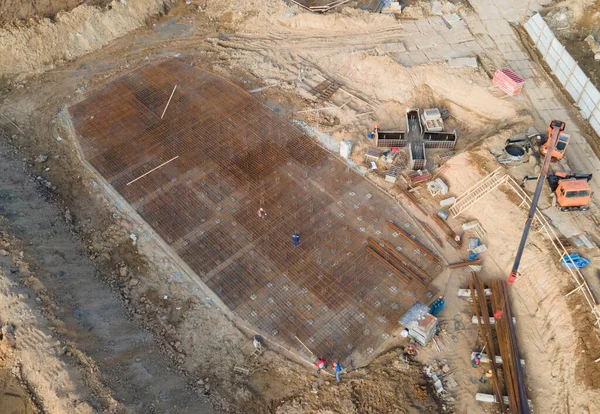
[276, 350, 442, 414]
[0, 0, 111, 25]
[0, 0, 174, 76]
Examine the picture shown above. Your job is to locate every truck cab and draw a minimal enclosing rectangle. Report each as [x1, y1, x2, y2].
[551, 172, 592, 211]
[541, 133, 569, 159]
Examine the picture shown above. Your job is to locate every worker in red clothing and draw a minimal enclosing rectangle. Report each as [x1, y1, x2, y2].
[315, 357, 326, 374]
[472, 353, 482, 368]
[257, 207, 267, 218]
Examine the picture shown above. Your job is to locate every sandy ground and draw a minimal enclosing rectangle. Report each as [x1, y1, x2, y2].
[437, 144, 600, 414]
[0, 0, 600, 412]
[0, 0, 109, 23]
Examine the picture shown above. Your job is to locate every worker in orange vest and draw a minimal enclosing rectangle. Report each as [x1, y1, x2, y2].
[480, 369, 493, 383]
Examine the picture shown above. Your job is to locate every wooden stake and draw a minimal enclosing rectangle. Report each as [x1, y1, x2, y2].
[161, 85, 178, 119]
[126, 156, 179, 186]
[0, 112, 25, 134]
[295, 335, 314, 356]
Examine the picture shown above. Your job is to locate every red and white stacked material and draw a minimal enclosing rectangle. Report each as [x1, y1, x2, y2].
[407, 170, 430, 185]
[492, 68, 526, 96]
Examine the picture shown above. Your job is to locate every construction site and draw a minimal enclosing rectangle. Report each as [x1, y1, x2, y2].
[1, 0, 600, 413]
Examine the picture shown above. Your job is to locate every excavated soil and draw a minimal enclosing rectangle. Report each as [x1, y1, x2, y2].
[542, 0, 600, 89]
[0, 0, 110, 24]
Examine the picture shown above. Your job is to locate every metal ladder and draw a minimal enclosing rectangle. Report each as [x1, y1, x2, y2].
[450, 168, 508, 217]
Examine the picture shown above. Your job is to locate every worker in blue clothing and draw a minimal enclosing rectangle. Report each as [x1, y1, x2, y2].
[333, 361, 343, 383]
[292, 232, 300, 248]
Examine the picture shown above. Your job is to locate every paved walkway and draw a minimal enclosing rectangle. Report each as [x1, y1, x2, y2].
[394, 15, 482, 66]
[463, 0, 600, 198]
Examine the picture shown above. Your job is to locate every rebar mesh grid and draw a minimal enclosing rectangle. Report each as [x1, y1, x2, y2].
[70, 60, 441, 364]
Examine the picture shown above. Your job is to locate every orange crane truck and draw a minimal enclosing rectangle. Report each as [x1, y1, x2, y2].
[538, 120, 569, 159]
[524, 171, 592, 211]
[548, 172, 592, 211]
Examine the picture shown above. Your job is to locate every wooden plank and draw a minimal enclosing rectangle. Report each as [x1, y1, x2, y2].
[233, 366, 250, 374]
[449, 259, 482, 269]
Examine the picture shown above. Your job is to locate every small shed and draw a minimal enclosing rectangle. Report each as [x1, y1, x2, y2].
[399, 301, 438, 345]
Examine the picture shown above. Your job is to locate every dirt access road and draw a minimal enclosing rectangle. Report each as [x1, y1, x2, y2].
[0, 141, 210, 412]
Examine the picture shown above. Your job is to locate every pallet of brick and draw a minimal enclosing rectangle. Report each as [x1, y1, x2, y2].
[386, 165, 402, 183]
[365, 148, 381, 162]
[492, 68, 525, 96]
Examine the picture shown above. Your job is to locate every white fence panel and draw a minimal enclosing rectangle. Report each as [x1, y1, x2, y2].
[565, 67, 586, 99]
[580, 85, 600, 118]
[526, 14, 545, 39]
[591, 111, 600, 132]
[561, 52, 576, 70]
[525, 13, 600, 138]
[554, 60, 571, 85]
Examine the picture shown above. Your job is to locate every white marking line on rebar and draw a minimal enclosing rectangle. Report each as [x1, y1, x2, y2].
[126, 156, 179, 186]
[161, 85, 178, 119]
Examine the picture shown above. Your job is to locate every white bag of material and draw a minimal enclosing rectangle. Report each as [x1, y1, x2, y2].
[340, 140, 354, 159]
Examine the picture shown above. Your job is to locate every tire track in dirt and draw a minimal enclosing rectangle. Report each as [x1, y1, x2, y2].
[0, 141, 212, 413]
[0, 253, 96, 413]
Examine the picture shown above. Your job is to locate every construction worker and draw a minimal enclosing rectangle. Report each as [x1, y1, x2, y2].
[253, 335, 264, 350]
[472, 353, 481, 368]
[333, 362, 343, 382]
[292, 232, 300, 248]
[257, 207, 266, 218]
[480, 369, 493, 383]
[404, 343, 418, 359]
[315, 357, 326, 374]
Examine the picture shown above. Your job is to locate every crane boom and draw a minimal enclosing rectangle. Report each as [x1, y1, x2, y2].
[508, 120, 565, 283]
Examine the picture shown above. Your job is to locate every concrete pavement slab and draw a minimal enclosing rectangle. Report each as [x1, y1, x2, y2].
[444, 29, 475, 44]
[474, 34, 497, 50]
[494, 35, 517, 45]
[408, 50, 429, 65]
[503, 51, 530, 61]
[450, 42, 478, 56]
[400, 21, 419, 33]
[448, 57, 478, 68]
[423, 46, 454, 61]
[396, 54, 415, 67]
[402, 40, 419, 52]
